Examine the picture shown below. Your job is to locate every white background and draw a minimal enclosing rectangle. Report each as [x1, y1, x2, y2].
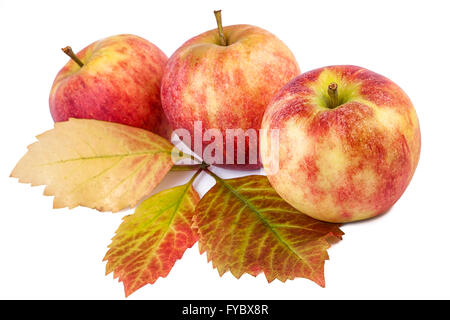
[1, 0, 449, 299]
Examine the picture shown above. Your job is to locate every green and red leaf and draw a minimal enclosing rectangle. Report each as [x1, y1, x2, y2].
[10, 118, 181, 212]
[194, 173, 344, 286]
[104, 176, 200, 296]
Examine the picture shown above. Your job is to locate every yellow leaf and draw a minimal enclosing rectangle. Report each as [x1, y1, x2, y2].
[11, 118, 179, 212]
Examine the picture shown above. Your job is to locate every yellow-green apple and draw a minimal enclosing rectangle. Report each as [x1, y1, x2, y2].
[161, 11, 300, 169]
[49, 34, 171, 139]
[260, 65, 421, 222]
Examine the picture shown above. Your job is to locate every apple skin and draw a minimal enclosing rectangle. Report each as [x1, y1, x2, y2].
[161, 25, 300, 169]
[49, 34, 171, 139]
[261, 65, 421, 223]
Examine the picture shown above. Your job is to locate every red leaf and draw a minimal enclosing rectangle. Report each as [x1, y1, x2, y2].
[104, 177, 200, 296]
[194, 173, 343, 286]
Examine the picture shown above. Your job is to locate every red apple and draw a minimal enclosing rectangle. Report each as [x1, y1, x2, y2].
[161, 11, 300, 169]
[260, 65, 421, 222]
[49, 34, 171, 139]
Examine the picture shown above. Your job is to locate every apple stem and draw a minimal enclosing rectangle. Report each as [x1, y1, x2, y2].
[62, 46, 84, 67]
[214, 10, 227, 46]
[328, 83, 339, 108]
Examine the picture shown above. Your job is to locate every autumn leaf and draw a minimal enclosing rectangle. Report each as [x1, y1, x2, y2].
[11, 118, 182, 212]
[104, 171, 201, 296]
[194, 172, 344, 286]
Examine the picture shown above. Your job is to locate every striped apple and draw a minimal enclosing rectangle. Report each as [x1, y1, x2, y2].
[261, 65, 421, 222]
